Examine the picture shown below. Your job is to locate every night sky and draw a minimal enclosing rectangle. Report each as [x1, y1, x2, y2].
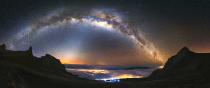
[0, 0, 210, 66]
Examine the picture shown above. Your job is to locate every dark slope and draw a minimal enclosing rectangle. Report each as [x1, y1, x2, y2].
[1, 44, 210, 88]
[116, 47, 210, 88]
[0, 44, 106, 88]
[150, 47, 210, 80]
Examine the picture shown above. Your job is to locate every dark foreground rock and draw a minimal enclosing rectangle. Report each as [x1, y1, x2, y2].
[0, 44, 107, 88]
[1, 44, 210, 88]
[119, 47, 210, 88]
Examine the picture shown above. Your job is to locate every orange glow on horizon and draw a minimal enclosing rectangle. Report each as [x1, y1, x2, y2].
[60, 58, 85, 64]
[76, 69, 110, 74]
[115, 74, 144, 79]
[68, 69, 144, 80]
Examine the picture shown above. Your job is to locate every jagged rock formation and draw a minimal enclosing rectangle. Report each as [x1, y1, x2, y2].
[0, 44, 104, 88]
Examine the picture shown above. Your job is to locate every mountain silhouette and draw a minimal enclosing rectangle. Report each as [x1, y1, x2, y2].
[150, 47, 210, 79]
[1, 44, 210, 88]
[0, 44, 104, 88]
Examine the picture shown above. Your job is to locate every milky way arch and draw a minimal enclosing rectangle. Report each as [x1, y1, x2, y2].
[8, 8, 164, 64]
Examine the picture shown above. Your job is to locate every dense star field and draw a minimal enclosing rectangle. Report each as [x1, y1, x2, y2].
[0, 0, 210, 88]
[0, 0, 210, 66]
[5, 7, 163, 65]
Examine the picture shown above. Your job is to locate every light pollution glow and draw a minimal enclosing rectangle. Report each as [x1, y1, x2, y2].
[97, 74, 144, 82]
[74, 69, 110, 74]
[115, 74, 144, 79]
[67, 69, 144, 80]
[8, 8, 164, 65]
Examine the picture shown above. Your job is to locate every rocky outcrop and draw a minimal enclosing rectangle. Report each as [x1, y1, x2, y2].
[0, 44, 66, 74]
[121, 47, 210, 88]
[0, 44, 103, 88]
[140, 47, 210, 88]
[150, 47, 210, 80]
